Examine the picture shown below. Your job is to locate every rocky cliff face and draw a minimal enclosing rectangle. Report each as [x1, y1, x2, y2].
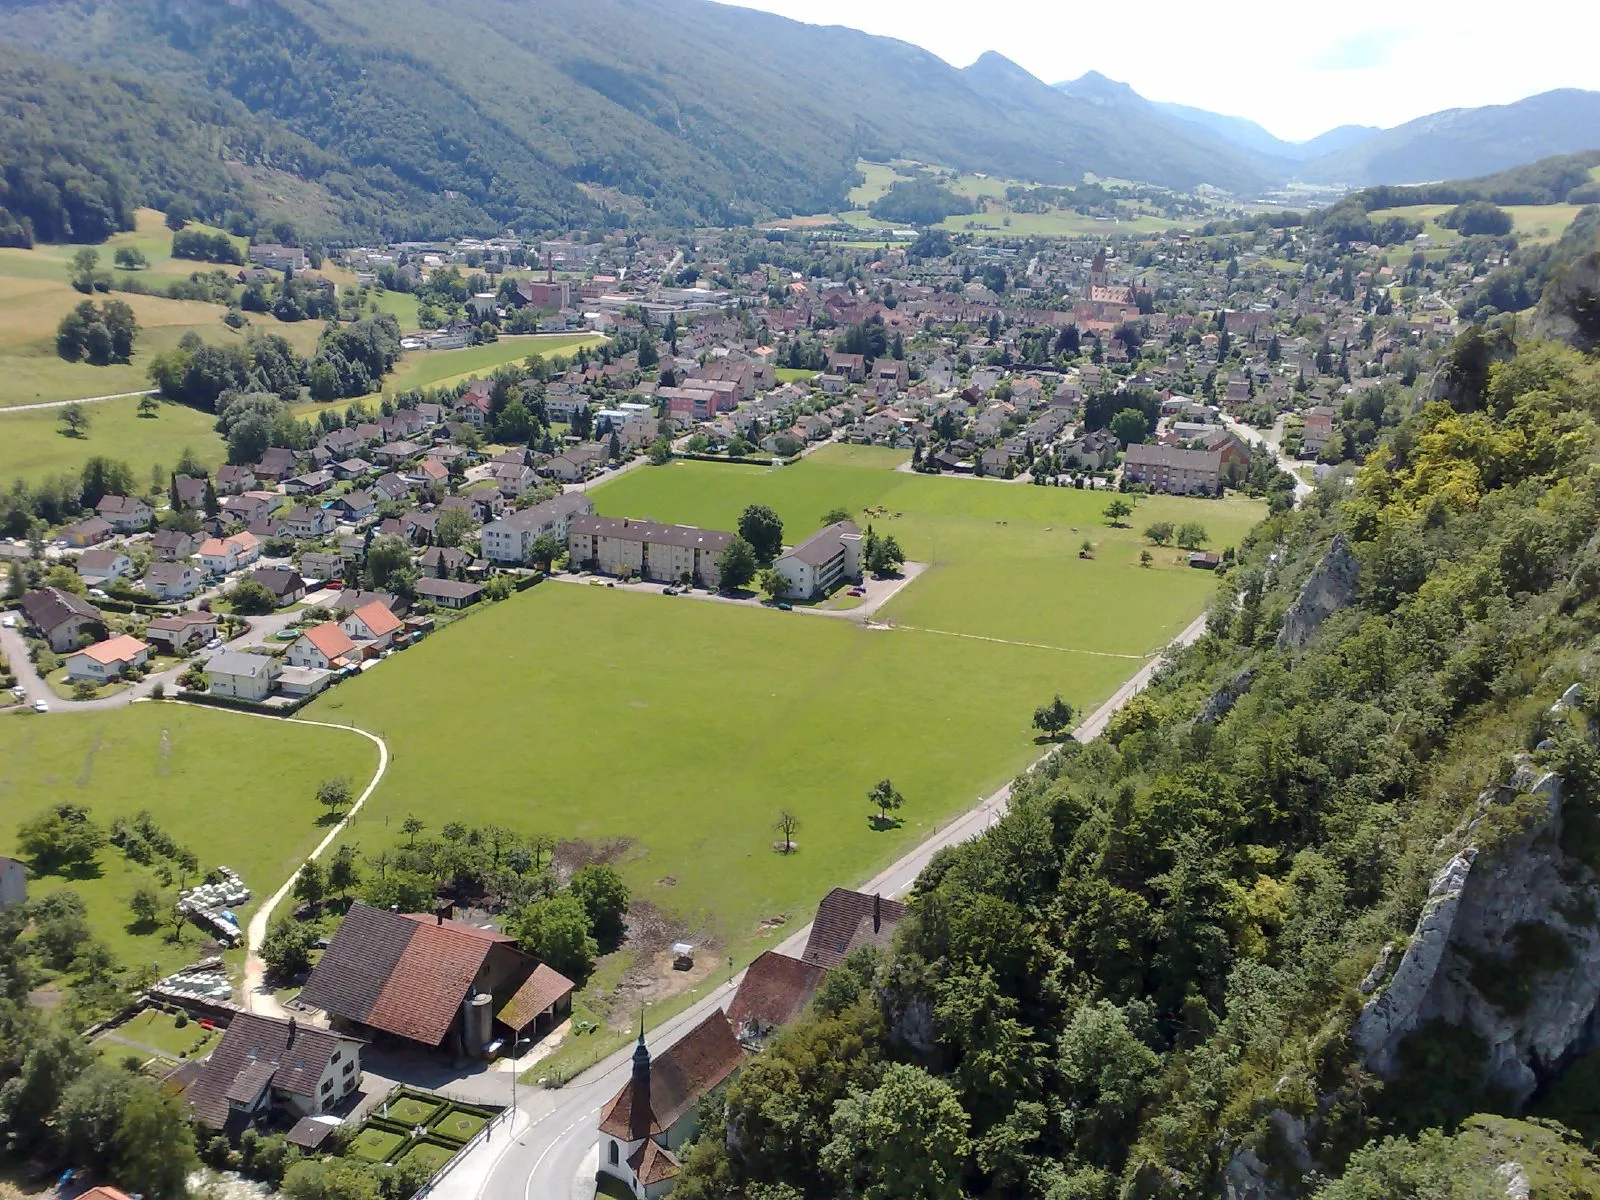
[1529, 251, 1600, 353]
[1276, 534, 1361, 651]
[1352, 754, 1600, 1104]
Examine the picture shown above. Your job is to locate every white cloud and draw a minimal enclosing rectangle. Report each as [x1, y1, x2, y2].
[716, 0, 1600, 142]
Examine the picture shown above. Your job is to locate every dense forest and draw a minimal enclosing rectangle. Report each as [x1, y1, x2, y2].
[674, 329, 1600, 1197]
[1353, 151, 1600, 212]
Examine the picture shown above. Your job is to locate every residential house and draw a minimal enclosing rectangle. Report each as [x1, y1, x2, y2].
[18, 587, 103, 652]
[285, 505, 335, 539]
[151, 530, 199, 561]
[187, 1012, 362, 1133]
[65, 634, 151, 683]
[480, 493, 595, 564]
[284, 470, 335, 496]
[248, 243, 308, 271]
[872, 359, 909, 395]
[727, 952, 826, 1046]
[60, 516, 113, 547]
[141, 561, 205, 601]
[254, 447, 303, 482]
[598, 1011, 744, 1200]
[75, 547, 131, 587]
[418, 546, 471, 578]
[220, 491, 278, 528]
[413, 578, 484, 609]
[215, 465, 258, 495]
[286, 622, 358, 670]
[172, 475, 209, 511]
[249, 567, 306, 607]
[374, 440, 426, 467]
[1121, 443, 1223, 496]
[95, 494, 153, 533]
[403, 459, 447, 490]
[331, 491, 377, 525]
[340, 601, 402, 650]
[486, 462, 536, 498]
[205, 651, 283, 701]
[144, 611, 218, 653]
[198, 532, 263, 576]
[772, 521, 862, 600]
[567, 516, 732, 589]
[329, 590, 405, 620]
[1302, 405, 1336, 457]
[800, 889, 907, 969]
[826, 351, 866, 382]
[453, 383, 492, 430]
[1061, 429, 1119, 471]
[299, 904, 575, 1053]
[298, 551, 343, 582]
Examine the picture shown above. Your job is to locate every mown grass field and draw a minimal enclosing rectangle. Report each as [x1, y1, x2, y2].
[1, 395, 225, 487]
[381, 333, 606, 393]
[1367, 202, 1586, 246]
[0, 705, 379, 978]
[311, 447, 1262, 969]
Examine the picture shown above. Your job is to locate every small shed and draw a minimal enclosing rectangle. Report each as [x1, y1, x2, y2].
[671, 942, 695, 971]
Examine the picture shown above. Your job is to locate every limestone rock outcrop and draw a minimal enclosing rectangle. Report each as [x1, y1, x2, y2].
[1276, 533, 1360, 651]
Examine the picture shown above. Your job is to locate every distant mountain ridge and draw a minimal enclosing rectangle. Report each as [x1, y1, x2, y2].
[1148, 100, 1377, 162]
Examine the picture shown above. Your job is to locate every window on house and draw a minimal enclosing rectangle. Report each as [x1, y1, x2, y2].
[608, 1141, 619, 1166]
[343, 1061, 355, 1076]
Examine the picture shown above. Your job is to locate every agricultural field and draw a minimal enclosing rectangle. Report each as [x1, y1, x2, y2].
[381, 333, 606, 394]
[1367, 202, 1587, 246]
[1, 394, 225, 488]
[311, 447, 1262, 972]
[939, 208, 1188, 239]
[0, 705, 379, 978]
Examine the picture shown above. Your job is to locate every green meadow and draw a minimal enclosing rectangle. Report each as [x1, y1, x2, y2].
[381, 333, 606, 393]
[1, 395, 225, 488]
[311, 447, 1262, 967]
[0, 705, 379, 978]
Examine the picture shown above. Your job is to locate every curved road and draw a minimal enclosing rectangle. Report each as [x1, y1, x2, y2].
[436, 612, 1210, 1200]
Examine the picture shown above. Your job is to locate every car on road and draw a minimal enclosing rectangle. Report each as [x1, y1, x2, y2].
[10, 685, 24, 700]
[32, 698, 49, 713]
[204, 637, 222, 650]
[849, 586, 865, 596]
[776, 602, 793, 611]
[1, 613, 14, 627]
[88, 588, 109, 600]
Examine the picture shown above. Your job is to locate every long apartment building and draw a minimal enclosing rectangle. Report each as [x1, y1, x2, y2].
[567, 516, 733, 588]
[1121, 442, 1223, 496]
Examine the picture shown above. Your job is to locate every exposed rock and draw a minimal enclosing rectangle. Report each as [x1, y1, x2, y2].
[1495, 1161, 1530, 1200]
[1528, 251, 1600, 354]
[1353, 848, 1476, 1073]
[1358, 943, 1395, 995]
[1551, 682, 1585, 714]
[1276, 533, 1361, 651]
[1200, 667, 1257, 725]
[1354, 762, 1600, 1105]
[1222, 1110, 1314, 1200]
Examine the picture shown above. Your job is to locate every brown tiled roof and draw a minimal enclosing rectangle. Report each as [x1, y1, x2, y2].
[728, 952, 826, 1036]
[223, 1059, 278, 1105]
[18, 587, 100, 633]
[628, 1138, 681, 1186]
[401, 912, 516, 942]
[800, 888, 906, 969]
[497, 963, 576, 1032]
[598, 1010, 742, 1139]
[286, 1115, 339, 1149]
[367, 919, 493, 1046]
[783, 521, 859, 568]
[299, 903, 423, 1033]
[188, 1013, 358, 1129]
[568, 515, 733, 554]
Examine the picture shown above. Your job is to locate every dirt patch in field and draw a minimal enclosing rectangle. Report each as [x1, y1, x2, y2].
[593, 901, 722, 1025]
[551, 836, 635, 883]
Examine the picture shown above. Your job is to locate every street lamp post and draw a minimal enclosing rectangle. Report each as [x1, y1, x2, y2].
[508, 1034, 533, 1133]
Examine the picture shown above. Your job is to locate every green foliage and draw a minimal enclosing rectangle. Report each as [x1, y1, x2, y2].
[569, 863, 630, 949]
[1440, 201, 1513, 237]
[17, 802, 104, 873]
[717, 536, 758, 590]
[738, 504, 785, 565]
[867, 180, 975, 227]
[820, 1062, 970, 1200]
[171, 228, 243, 264]
[512, 892, 596, 983]
[260, 918, 315, 979]
[228, 579, 277, 615]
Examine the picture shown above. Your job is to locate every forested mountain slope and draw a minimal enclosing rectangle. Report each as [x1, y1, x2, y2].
[0, 0, 1270, 234]
[674, 332, 1600, 1197]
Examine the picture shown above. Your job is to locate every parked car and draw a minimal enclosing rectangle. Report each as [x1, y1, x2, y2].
[10, 685, 24, 700]
[32, 698, 49, 713]
[204, 637, 222, 650]
[777, 602, 793, 611]
[1, 613, 15, 627]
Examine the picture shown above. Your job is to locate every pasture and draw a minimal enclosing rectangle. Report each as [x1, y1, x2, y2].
[1, 394, 225, 488]
[381, 333, 606, 393]
[311, 447, 1262, 969]
[0, 705, 379, 977]
[1367, 202, 1586, 246]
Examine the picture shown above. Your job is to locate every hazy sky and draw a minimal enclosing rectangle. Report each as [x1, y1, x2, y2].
[718, 0, 1600, 141]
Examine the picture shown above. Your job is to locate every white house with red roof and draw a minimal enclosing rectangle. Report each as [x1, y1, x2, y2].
[285, 621, 358, 670]
[65, 634, 151, 682]
[340, 600, 402, 651]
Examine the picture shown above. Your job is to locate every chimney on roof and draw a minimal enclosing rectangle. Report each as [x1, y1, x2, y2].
[873, 893, 881, 933]
[287, 1016, 296, 1046]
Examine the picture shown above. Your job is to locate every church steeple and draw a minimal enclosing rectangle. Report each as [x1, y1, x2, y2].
[630, 1010, 652, 1138]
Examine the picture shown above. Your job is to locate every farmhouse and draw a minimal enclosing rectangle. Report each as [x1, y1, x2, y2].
[727, 951, 826, 1046]
[298, 904, 574, 1054]
[800, 889, 907, 969]
[773, 521, 861, 600]
[1121, 443, 1223, 496]
[65, 634, 151, 683]
[18, 587, 103, 652]
[597, 1011, 744, 1200]
[567, 516, 733, 589]
[186, 1012, 362, 1133]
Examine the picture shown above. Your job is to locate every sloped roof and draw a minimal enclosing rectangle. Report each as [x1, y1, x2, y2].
[349, 601, 402, 638]
[188, 1013, 357, 1128]
[599, 1010, 742, 1140]
[497, 963, 575, 1032]
[74, 634, 150, 666]
[18, 586, 99, 632]
[728, 952, 826, 1036]
[628, 1138, 681, 1186]
[800, 888, 906, 969]
[300, 622, 357, 662]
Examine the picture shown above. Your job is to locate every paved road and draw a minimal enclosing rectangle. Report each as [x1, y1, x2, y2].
[436, 611, 1209, 1200]
[0, 389, 157, 415]
[1223, 414, 1313, 503]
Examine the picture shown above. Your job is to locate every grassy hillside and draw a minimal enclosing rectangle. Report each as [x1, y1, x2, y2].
[0, 0, 1270, 234]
